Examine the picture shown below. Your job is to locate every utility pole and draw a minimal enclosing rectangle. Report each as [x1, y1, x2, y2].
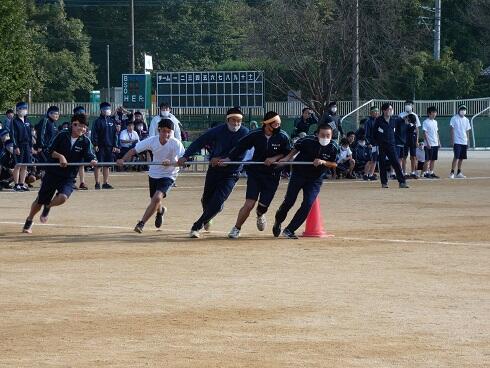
[130, 0, 135, 73]
[107, 44, 111, 102]
[434, 0, 441, 61]
[352, 0, 360, 125]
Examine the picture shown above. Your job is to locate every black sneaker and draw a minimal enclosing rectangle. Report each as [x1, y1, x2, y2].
[40, 206, 51, 224]
[14, 184, 22, 192]
[363, 174, 369, 181]
[20, 185, 29, 191]
[22, 218, 33, 234]
[410, 173, 418, 179]
[79, 182, 89, 190]
[423, 173, 431, 178]
[95, 182, 101, 190]
[399, 182, 410, 188]
[272, 220, 282, 237]
[430, 173, 440, 179]
[155, 206, 166, 228]
[382, 183, 389, 188]
[134, 221, 145, 233]
[102, 183, 114, 189]
[281, 229, 298, 239]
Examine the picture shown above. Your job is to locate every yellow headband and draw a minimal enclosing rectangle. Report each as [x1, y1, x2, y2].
[263, 115, 281, 125]
[226, 113, 243, 120]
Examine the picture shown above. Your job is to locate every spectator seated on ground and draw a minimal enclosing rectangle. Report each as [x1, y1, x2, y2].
[353, 135, 370, 177]
[346, 131, 356, 149]
[336, 137, 356, 179]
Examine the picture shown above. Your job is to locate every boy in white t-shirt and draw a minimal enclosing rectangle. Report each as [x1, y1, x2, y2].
[422, 106, 440, 178]
[449, 104, 472, 179]
[117, 119, 185, 233]
[336, 137, 356, 179]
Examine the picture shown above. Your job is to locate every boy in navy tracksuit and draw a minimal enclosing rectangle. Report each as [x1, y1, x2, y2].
[10, 102, 33, 191]
[394, 114, 408, 177]
[224, 111, 291, 239]
[177, 107, 249, 238]
[373, 103, 409, 189]
[22, 114, 97, 234]
[91, 102, 117, 189]
[34, 106, 59, 163]
[273, 123, 339, 239]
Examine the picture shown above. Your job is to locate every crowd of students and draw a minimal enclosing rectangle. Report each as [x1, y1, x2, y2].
[0, 99, 473, 237]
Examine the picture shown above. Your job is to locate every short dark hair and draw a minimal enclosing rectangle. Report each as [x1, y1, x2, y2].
[381, 103, 392, 112]
[346, 131, 355, 137]
[316, 123, 333, 133]
[302, 107, 310, 113]
[158, 118, 174, 130]
[6, 109, 14, 115]
[134, 111, 143, 116]
[427, 106, 437, 114]
[159, 102, 171, 109]
[71, 113, 87, 125]
[404, 100, 414, 105]
[340, 137, 349, 146]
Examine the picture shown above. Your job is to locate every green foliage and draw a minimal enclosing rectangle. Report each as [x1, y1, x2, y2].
[27, 1, 96, 101]
[394, 48, 482, 99]
[0, 0, 34, 108]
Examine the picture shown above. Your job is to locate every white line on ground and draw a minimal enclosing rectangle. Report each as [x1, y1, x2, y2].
[1, 221, 488, 247]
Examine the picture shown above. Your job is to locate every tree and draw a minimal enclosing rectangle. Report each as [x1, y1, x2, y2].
[0, 0, 35, 108]
[27, 0, 97, 101]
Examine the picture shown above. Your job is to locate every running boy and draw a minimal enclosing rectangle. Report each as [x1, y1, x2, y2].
[117, 118, 184, 233]
[273, 123, 339, 239]
[223, 111, 291, 239]
[22, 114, 97, 233]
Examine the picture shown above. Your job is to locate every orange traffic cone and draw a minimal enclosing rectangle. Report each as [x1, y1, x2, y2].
[302, 198, 334, 238]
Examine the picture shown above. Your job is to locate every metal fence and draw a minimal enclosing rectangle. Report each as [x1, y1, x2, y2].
[27, 97, 490, 118]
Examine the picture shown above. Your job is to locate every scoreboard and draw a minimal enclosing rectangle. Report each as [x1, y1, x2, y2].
[122, 74, 151, 110]
[156, 71, 264, 108]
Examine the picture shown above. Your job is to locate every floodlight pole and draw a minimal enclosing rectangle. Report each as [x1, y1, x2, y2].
[106, 44, 111, 102]
[352, 0, 360, 126]
[434, 0, 441, 61]
[130, 0, 135, 73]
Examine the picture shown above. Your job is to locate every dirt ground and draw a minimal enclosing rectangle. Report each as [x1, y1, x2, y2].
[1, 151, 489, 367]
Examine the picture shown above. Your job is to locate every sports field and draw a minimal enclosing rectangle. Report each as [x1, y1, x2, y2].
[1, 151, 489, 367]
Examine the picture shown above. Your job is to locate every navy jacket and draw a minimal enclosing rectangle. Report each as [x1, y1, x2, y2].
[293, 115, 318, 135]
[10, 116, 32, 149]
[46, 130, 96, 178]
[292, 136, 339, 179]
[320, 112, 343, 139]
[0, 139, 15, 170]
[34, 117, 57, 150]
[364, 116, 376, 145]
[394, 117, 407, 146]
[373, 116, 397, 146]
[353, 143, 370, 164]
[228, 128, 291, 175]
[184, 123, 249, 174]
[91, 115, 117, 148]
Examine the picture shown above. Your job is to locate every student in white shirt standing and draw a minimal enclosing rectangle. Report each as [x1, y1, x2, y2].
[449, 104, 472, 179]
[149, 102, 182, 141]
[422, 106, 441, 178]
[117, 119, 185, 233]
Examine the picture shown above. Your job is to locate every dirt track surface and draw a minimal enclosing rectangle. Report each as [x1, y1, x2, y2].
[1, 151, 489, 367]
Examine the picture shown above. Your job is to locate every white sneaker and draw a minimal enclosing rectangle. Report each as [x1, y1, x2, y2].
[256, 214, 266, 231]
[449, 173, 455, 179]
[189, 230, 200, 238]
[228, 226, 240, 239]
[456, 172, 466, 179]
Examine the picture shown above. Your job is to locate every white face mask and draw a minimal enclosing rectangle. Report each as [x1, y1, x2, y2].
[17, 109, 28, 117]
[359, 140, 366, 146]
[103, 109, 112, 117]
[405, 105, 413, 113]
[137, 123, 143, 130]
[227, 122, 240, 132]
[331, 107, 337, 114]
[319, 138, 331, 146]
[160, 111, 170, 118]
[459, 110, 466, 117]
